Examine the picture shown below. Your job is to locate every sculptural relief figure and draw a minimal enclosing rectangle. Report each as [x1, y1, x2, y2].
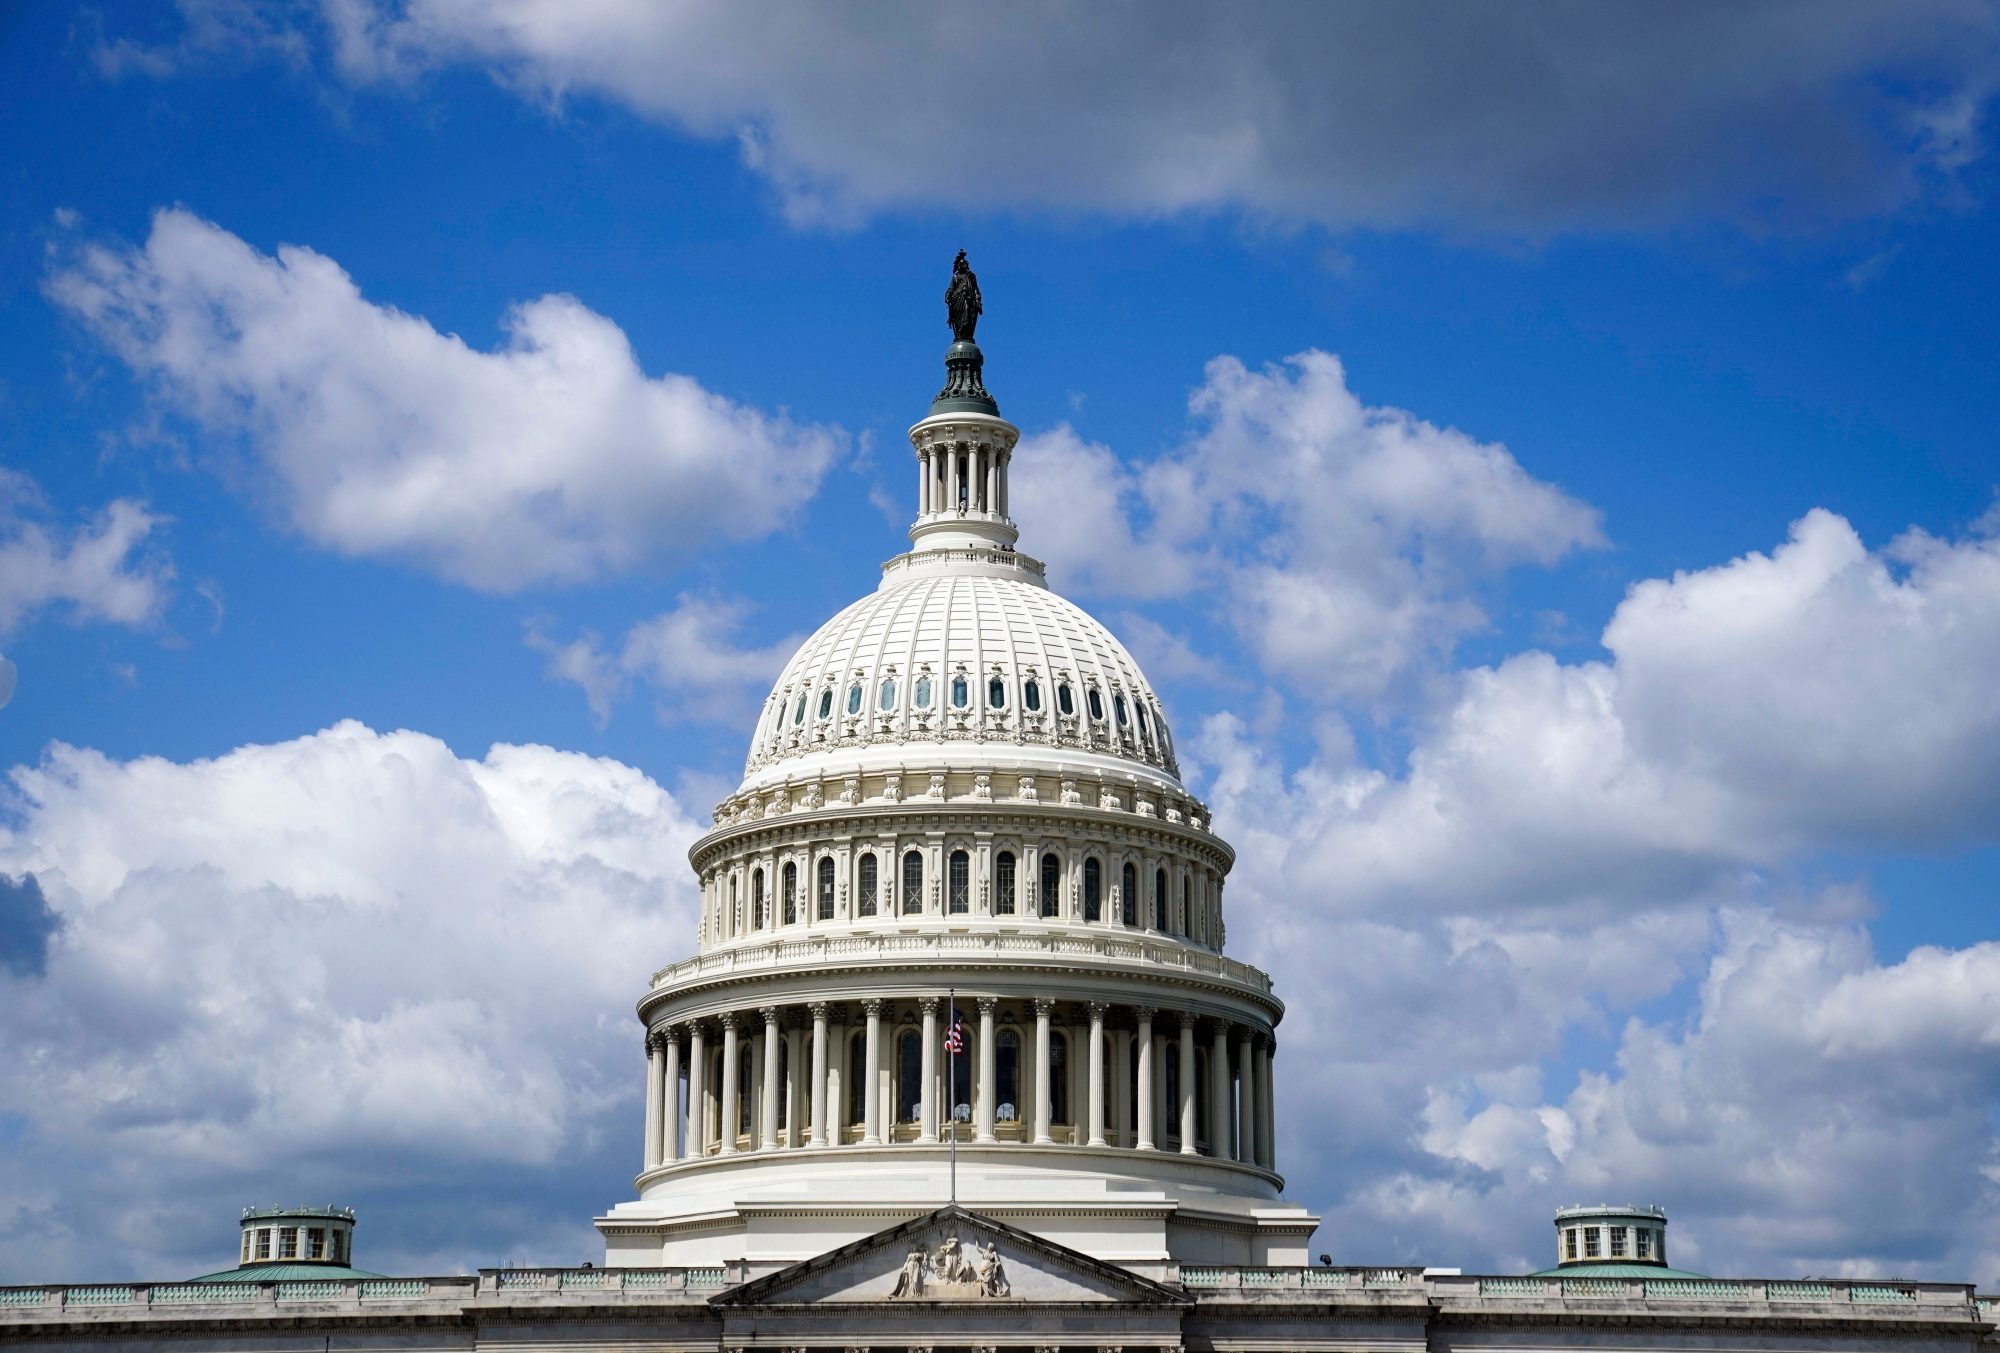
[891, 1244, 928, 1298]
[945, 250, 982, 341]
[977, 1241, 1010, 1297]
[933, 1235, 978, 1284]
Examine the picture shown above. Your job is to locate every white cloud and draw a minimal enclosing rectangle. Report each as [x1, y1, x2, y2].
[304, 1, 1998, 234]
[47, 209, 842, 591]
[0, 470, 172, 636]
[0, 721, 702, 1279]
[1019, 352, 1602, 701]
[529, 594, 800, 726]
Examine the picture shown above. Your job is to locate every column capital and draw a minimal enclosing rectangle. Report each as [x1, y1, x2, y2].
[718, 1010, 739, 1031]
[1132, 1005, 1155, 1022]
[759, 1005, 780, 1025]
[1033, 997, 1056, 1017]
[862, 998, 884, 1017]
[1178, 1010, 1199, 1032]
[808, 1001, 830, 1021]
[645, 1029, 664, 1057]
[976, 995, 997, 1014]
[1088, 1001, 1108, 1019]
[919, 995, 941, 1015]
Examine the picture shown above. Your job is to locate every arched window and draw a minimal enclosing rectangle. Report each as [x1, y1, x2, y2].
[1039, 853, 1061, 918]
[997, 1029, 1020, 1121]
[897, 1029, 922, 1122]
[1154, 867, 1168, 930]
[1178, 875, 1189, 936]
[994, 851, 1016, 915]
[915, 675, 933, 708]
[752, 868, 767, 929]
[817, 688, 833, 720]
[1024, 679, 1042, 712]
[1087, 687, 1105, 722]
[1114, 693, 1129, 726]
[902, 850, 924, 915]
[1048, 1032, 1070, 1125]
[1083, 857, 1102, 922]
[782, 861, 798, 924]
[792, 694, 806, 725]
[988, 676, 1006, 708]
[1121, 862, 1137, 926]
[847, 1031, 866, 1126]
[878, 676, 897, 711]
[1136, 702, 1150, 740]
[1057, 683, 1075, 716]
[858, 853, 878, 916]
[948, 850, 970, 913]
[728, 875, 738, 938]
[817, 856, 835, 919]
[951, 674, 970, 708]
[1156, 712, 1173, 757]
[846, 683, 863, 715]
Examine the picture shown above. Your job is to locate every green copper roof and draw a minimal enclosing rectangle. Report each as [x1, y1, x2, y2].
[188, 1262, 385, 1282]
[1528, 1262, 1708, 1279]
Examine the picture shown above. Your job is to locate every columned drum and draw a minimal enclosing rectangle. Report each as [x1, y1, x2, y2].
[595, 263, 1319, 1276]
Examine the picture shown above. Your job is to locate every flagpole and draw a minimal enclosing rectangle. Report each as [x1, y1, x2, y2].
[947, 986, 958, 1205]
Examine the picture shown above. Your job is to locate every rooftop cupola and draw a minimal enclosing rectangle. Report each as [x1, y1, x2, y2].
[905, 251, 1026, 561]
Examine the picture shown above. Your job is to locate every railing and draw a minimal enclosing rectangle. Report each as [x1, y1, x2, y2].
[1452, 1275, 1958, 1308]
[652, 928, 1272, 995]
[1181, 1267, 1424, 1291]
[0, 1269, 749, 1313]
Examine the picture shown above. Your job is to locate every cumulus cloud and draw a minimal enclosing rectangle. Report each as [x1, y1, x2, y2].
[46, 209, 842, 591]
[1018, 352, 1602, 701]
[528, 594, 801, 726]
[0, 722, 703, 1280]
[301, 0, 1999, 233]
[0, 470, 172, 636]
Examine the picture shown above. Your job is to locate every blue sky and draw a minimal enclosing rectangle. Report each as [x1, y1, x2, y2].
[2, 1, 1999, 1283]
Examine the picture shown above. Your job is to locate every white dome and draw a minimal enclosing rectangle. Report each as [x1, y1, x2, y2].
[742, 561, 1181, 792]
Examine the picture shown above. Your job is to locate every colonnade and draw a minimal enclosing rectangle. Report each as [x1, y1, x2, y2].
[641, 997, 1276, 1177]
[917, 439, 1010, 519]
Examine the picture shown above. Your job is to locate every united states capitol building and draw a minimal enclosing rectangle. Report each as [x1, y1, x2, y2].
[5, 261, 1992, 1352]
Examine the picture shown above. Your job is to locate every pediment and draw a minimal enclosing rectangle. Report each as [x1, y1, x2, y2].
[713, 1206, 1188, 1307]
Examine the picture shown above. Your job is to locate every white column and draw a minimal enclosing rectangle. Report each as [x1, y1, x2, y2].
[685, 1023, 707, 1158]
[662, 1027, 682, 1162]
[1033, 998, 1054, 1144]
[828, 1015, 847, 1142]
[1112, 1029, 1131, 1148]
[808, 1002, 829, 1148]
[1087, 1002, 1108, 1147]
[919, 997, 940, 1143]
[759, 1006, 781, 1150]
[783, 1024, 803, 1148]
[919, 450, 931, 515]
[1258, 1036, 1276, 1171]
[1210, 1022, 1232, 1160]
[863, 999, 883, 1145]
[719, 1014, 740, 1156]
[975, 997, 997, 1143]
[1236, 1027, 1256, 1165]
[1134, 1007, 1156, 1150]
[997, 447, 1009, 518]
[643, 1032, 664, 1171]
[1178, 1013, 1198, 1156]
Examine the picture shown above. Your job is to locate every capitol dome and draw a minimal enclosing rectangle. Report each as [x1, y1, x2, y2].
[742, 564, 1181, 795]
[599, 259, 1317, 1276]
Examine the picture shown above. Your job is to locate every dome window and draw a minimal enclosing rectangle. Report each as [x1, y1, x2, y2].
[782, 861, 798, 924]
[817, 856, 836, 919]
[951, 675, 970, 708]
[878, 677, 897, 711]
[1153, 868, 1168, 930]
[1024, 679, 1042, 712]
[858, 853, 878, 916]
[752, 868, 767, 928]
[901, 850, 924, 914]
[817, 689, 833, 720]
[987, 677, 1006, 709]
[846, 683, 863, 715]
[792, 694, 806, 726]
[1086, 687, 1105, 722]
[1039, 853, 1061, 917]
[915, 675, 933, 709]
[1121, 862, 1137, 926]
[1083, 857, 1102, 922]
[994, 851, 1016, 915]
[1057, 683, 1075, 716]
[948, 850, 970, 913]
[1114, 694, 1129, 726]
[1135, 702, 1150, 738]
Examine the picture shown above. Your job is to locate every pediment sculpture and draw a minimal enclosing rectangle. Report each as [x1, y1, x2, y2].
[889, 1234, 1010, 1299]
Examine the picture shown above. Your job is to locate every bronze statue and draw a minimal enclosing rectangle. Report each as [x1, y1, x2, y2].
[945, 250, 982, 341]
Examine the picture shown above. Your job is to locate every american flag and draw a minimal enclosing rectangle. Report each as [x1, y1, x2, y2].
[944, 1011, 964, 1054]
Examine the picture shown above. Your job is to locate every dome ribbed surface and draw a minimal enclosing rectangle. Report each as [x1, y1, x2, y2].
[744, 570, 1180, 785]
